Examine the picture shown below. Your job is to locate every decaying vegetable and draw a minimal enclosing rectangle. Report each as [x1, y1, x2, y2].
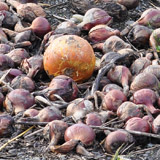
[6, 0, 46, 22]
[43, 35, 96, 82]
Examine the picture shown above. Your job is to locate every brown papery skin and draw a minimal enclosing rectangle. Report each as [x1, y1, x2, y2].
[104, 130, 134, 154]
[133, 88, 160, 114]
[125, 117, 150, 133]
[130, 72, 160, 92]
[64, 123, 95, 146]
[102, 89, 127, 112]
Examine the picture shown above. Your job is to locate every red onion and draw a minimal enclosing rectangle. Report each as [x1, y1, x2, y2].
[142, 115, 154, 125]
[66, 98, 93, 121]
[99, 110, 116, 123]
[104, 130, 134, 154]
[64, 123, 95, 146]
[117, 0, 139, 9]
[0, 44, 11, 54]
[43, 120, 68, 146]
[78, 8, 112, 31]
[0, 2, 8, 11]
[102, 83, 123, 93]
[152, 114, 160, 134]
[117, 101, 144, 121]
[103, 36, 131, 53]
[14, 30, 31, 43]
[107, 65, 132, 95]
[0, 54, 14, 70]
[133, 89, 160, 114]
[48, 75, 78, 102]
[11, 75, 35, 92]
[130, 72, 160, 92]
[6, 0, 46, 22]
[4, 89, 35, 114]
[85, 112, 102, 126]
[23, 108, 39, 118]
[21, 55, 43, 78]
[21, 106, 62, 122]
[55, 21, 80, 35]
[125, 117, 150, 132]
[102, 89, 127, 112]
[0, 114, 14, 137]
[89, 25, 120, 43]
[130, 57, 151, 75]
[7, 48, 29, 66]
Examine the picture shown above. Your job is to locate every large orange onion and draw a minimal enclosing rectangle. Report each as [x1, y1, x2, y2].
[43, 35, 96, 82]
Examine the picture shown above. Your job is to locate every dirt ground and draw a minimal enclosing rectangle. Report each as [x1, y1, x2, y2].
[1, 0, 160, 160]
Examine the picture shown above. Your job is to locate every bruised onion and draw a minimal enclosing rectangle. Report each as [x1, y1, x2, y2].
[117, 101, 144, 121]
[85, 112, 102, 126]
[43, 120, 68, 146]
[11, 75, 35, 92]
[7, 48, 29, 66]
[48, 75, 78, 102]
[130, 72, 160, 92]
[64, 123, 95, 146]
[102, 89, 127, 112]
[4, 89, 35, 114]
[6, 0, 46, 22]
[78, 8, 112, 31]
[152, 114, 160, 134]
[21, 55, 43, 78]
[89, 25, 120, 43]
[23, 108, 39, 118]
[133, 89, 160, 114]
[0, 114, 14, 137]
[66, 98, 93, 121]
[130, 57, 151, 75]
[125, 117, 150, 132]
[55, 21, 80, 35]
[107, 65, 132, 95]
[0, 54, 14, 70]
[102, 83, 123, 93]
[103, 36, 131, 53]
[117, 0, 139, 9]
[104, 130, 134, 154]
[21, 106, 62, 122]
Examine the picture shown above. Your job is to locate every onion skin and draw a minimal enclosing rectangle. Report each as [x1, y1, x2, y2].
[64, 123, 95, 146]
[0, 2, 8, 11]
[4, 89, 35, 114]
[130, 57, 151, 75]
[117, 101, 144, 121]
[130, 73, 160, 92]
[152, 114, 160, 134]
[78, 8, 112, 31]
[17, 0, 38, 3]
[85, 112, 102, 126]
[104, 130, 134, 154]
[103, 36, 131, 53]
[55, 21, 80, 35]
[133, 89, 159, 114]
[43, 35, 95, 82]
[107, 65, 132, 95]
[102, 83, 123, 93]
[7, 48, 29, 66]
[117, 0, 139, 9]
[89, 25, 120, 43]
[11, 75, 35, 92]
[0, 44, 11, 54]
[125, 117, 150, 132]
[102, 89, 127, 112]
[23, 108, 39, 118]
[0, 114, 14, 137]
[48, 75, 78, 102]
[0, 54, 14, 70]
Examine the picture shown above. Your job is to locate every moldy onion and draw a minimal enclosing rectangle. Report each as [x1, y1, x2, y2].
[43, 35, 96, 82]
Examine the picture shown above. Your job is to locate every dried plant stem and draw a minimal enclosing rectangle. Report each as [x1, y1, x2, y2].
[0, 126, 34, 151]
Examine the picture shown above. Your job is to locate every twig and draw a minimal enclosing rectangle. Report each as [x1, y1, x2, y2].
[15, 121, 48, 126]
[0, 126, 34, 151]
[48, 2, 67, 9]
[90, 125, 160, 139]
[24, 128, 43, 139]
[52, 14, 69, 21]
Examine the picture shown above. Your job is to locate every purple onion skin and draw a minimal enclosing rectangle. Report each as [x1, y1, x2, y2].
[102, 83, 123, 94]
[48, 75, 78, 102]
[0, 54, 14, 70]
[0, 44, 11, 54]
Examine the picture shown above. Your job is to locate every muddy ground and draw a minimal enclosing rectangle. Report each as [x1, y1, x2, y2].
[1, 0, 160, 160]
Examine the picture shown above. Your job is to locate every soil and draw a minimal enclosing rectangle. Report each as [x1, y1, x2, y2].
[1, 0, 160, 160]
